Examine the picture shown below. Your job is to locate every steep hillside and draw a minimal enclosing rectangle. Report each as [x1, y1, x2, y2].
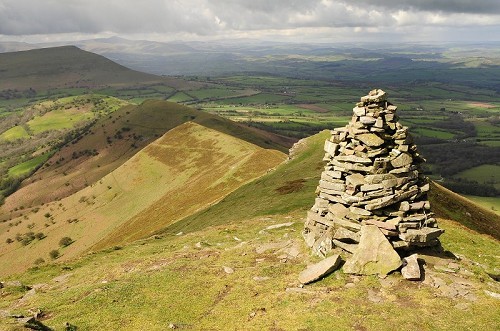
[0, 46, 190, 91]
[163, 131, 329, 235]
[0, 122, 286, 276]
[429, 182, 500, 240]
[165, 131, 500, 240]
[1, 100, 294, 214]
[0, 131, 498, 331]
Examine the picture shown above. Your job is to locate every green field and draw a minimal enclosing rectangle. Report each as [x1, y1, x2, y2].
[0, 125, 29, 141]
[412, 127, 456, 139]
[167, 92, 193, 102]
[7, 153, 51, 177]
[27, 109, 94, 134]
[186, 87, 255, 100]
[465, 195, 500, 215]
[213, 93, 291, 105]
[455, 164, 500, 190]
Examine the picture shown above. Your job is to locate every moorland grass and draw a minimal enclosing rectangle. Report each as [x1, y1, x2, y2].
[163, 130, 329, 235]
[0, 122, 286, 276]
[1, 209, 499, 331]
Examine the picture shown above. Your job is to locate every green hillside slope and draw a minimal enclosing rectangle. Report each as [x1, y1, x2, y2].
[164, 131, 500, 240]
[0, 46, 188, 91]
[429, 182, 500, 240]
[0, 122, 286, 276]
[0, 131, 498, 331]
[1, 100, 294, 214]
[163, 130, 329, 235]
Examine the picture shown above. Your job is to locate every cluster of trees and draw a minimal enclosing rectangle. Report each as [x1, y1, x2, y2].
[418, 141, 499, 178]
[245, 120, 335, 139]
[431, 113, 477, 139]
[7, 231, 46, 246]
[0, 88, 36, 100]
[0, 177, 22, 205]
[443, 178, 498, 197]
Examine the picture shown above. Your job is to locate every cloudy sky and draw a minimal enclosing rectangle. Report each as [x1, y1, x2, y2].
[1, 0, 499, 43]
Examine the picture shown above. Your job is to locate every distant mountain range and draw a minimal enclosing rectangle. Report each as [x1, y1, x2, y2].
[2, 37, 499, 78]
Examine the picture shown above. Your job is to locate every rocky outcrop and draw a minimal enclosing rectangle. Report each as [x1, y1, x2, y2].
[303, 89, 443, 274]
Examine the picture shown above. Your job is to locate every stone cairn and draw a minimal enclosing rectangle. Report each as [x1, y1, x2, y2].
[303, 89, 444, 260]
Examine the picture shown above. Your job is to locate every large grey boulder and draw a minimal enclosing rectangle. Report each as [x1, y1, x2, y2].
[343, 225, 402, 275]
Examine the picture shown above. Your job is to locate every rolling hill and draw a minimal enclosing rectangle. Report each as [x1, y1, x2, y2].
[0, 46, 192, 91]
[1, 100, 294, 214]
[0, 121, 287, 276]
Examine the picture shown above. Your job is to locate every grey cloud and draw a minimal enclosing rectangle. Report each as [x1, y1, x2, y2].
[0, 0, 498, 38]
[0, 0, 218, 35]
[351, 0, 500, 14]
[205, 0, 394, 30]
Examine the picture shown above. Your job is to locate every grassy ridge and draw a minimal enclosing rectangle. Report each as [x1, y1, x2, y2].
[92, 122, 287, 249]
[0, 122, 287, 276]
[1, 100, 294, 213]
[163, 131, 328, 234]
[166, 131, 500, 241]
[464, 195, 500, 215]
[429, 182, 500, 240]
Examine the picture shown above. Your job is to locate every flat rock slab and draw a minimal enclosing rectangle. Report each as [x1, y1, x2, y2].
[357, 133, 384, 147]
[400, 227, 444, 244]
[343, 225, 402, 276]
[484, 290, 500, 299]
[264, 222, 294, 231]
[298, 254, 342, 284]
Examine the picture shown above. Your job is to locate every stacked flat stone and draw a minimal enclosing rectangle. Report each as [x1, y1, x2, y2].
[304, 89, 443, 257]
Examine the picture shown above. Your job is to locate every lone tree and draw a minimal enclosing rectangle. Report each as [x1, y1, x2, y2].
[49, 249, 60, 259]
[59, 236, 74, 247]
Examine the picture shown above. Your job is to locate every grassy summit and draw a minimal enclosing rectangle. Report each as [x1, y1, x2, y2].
[0, 46, 184, 91]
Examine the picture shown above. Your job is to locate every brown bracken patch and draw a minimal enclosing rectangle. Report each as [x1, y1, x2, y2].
[275, 179, 306, 194]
